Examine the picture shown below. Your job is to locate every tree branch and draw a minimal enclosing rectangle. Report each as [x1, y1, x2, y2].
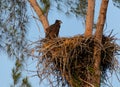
[95, 0, 109, 41]
[84, 0, 95, 37]
[29, 0, 49, 32]
[93, 0, 109, 86]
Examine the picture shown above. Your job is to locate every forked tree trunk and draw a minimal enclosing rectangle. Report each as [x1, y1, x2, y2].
[29, 0, 49, 32]
[93, 0, 109, 87]
[84, 0, 95, 37]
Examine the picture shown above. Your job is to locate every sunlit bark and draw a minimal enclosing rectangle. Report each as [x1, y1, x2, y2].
[29, 0, 49, 32]
[84, 0, 95, 37]
[93, 0, 109, 86]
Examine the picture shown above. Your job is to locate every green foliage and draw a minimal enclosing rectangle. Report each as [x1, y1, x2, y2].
[11, 59, 31, 87]
[37, 0, 87, 18]
[112, 0, 120, 8]
[38, 0, 50, 15]
[12, 59, 22, 85]
[0, 0, 31, 86]
[55, 0, 87, 18]
[21, 77, 32, 87]
[0, 0, 28, 59]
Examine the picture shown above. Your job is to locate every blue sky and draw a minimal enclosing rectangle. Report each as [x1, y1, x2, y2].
[0, 0, 120, 87]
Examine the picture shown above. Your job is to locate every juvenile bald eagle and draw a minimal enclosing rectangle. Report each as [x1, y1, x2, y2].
[45, 20, 62, 39]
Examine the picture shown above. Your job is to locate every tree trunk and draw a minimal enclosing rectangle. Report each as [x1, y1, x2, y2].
[84, 1, 95, 87]
[93, 0, 109, 87]
[84, 0, 95, 37]
[29, 0, 49, 32]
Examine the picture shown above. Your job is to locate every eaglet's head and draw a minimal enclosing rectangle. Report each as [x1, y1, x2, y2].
[55, 20, 62, 24]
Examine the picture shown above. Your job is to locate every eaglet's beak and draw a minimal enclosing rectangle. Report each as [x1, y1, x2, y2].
[59, 21, 62, 24]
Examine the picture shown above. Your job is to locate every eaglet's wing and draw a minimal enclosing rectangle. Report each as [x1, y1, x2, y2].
[45, 24, 56, 39]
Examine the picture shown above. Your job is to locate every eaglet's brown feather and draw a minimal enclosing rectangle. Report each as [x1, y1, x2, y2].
[45, 20, 62, 39]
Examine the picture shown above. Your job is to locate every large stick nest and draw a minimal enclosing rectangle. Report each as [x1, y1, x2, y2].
[34, 35, 120, 87]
